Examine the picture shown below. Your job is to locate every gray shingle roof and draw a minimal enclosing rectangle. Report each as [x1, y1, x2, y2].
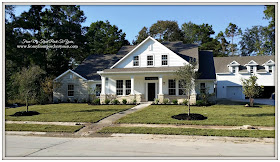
[73, 53, 126, 80]
[198, 51, 216, 79]
[214, 56, 275, 73]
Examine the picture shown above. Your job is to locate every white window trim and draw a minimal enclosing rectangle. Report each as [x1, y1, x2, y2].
[116, 80, 124, 96]
[133, 56, 140, 67]
[67, 84, 74, 97]
[168, 79, 176, 96]
[147, 54, 155, 67]
[161, 54, 169, 66]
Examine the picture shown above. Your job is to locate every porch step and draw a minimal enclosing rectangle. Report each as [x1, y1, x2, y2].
[140, 101, 153, 104]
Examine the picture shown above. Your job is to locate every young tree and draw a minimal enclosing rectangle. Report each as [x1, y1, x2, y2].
[175, 61, 197, 115]
[12, 65, 45, 111]
[225, 23, 242, 56]
[241, 75, 263, 107]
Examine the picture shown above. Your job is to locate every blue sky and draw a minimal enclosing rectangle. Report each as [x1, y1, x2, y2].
[13, 5, 270, 43]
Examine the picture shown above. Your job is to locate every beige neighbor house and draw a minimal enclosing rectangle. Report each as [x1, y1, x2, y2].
[53, 36, 217, 104]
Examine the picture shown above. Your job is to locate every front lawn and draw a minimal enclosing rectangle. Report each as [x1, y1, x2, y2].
[98, 127, 275, 138]
[116, 104, 275, 126]
[5, 123, 84, 133]
[5, 103, 133, 123]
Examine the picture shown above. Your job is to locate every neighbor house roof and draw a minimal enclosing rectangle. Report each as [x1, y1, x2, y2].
[73, 53, 126, 80]
[214, 55, 275, 73]
[197, 50, 216, 79]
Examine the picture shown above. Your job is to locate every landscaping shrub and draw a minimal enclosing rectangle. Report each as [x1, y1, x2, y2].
[196, 100, 204, 106]
[74, 98, 78, 103]
[67, 98, 70, 103]
[58, 99, 61, 103]
[112, 99, 120, 105]
[122, 99, 127, 105]
[92, 98, 100, 105]
[82, 98, 87, 103]
[172, 99, 178, 105]
[182, 99, 188, 105]
[163, 98, 169, 105]
[154, 99, 159, 104]
[105, 99, 110, 105]
[133, 99, 137, 105]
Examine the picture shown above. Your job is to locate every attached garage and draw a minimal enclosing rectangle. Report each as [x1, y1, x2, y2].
[226, 86, 244, 100]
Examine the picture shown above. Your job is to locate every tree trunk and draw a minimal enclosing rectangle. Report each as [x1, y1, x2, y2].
[249, 97, 254, 107]
[26, 97, 29, 112]
[231, 36, 234, 56]
[188, 92, 190, 116]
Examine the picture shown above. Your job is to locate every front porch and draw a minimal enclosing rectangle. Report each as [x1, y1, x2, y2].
[98, 72, 198, 104]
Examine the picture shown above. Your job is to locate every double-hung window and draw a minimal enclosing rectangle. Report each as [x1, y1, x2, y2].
[116, 80, 123, 95]
[147, 55, 153, 66]
[200, 83, 206, 94]
[162, 55, 168, 65]
[179, 80, 185, 95]
[125, 80, 131, 95]
[133, 56, 139, 66]
[68, 84, 74, 97]
[232, 67, 236, 73]
[168, 80, 176, 95]
[250, 66, 254, 73]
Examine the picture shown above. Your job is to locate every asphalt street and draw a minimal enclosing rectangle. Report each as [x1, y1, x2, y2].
[4, 134, 275, 159]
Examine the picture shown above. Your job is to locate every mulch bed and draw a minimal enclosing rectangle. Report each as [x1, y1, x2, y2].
[10, 111, 40, 116]
[172, 113, 207, 120]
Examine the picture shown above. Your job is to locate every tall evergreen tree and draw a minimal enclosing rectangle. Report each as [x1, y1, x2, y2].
[263, 5, 275, 55]
[134, 26, 149, 45]
[225, 23, 242, 56]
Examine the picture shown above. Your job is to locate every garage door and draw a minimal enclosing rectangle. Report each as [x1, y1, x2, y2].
[226, 86, 243, 99]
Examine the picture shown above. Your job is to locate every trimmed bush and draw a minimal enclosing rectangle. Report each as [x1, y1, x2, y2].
[67, 98, 70, 103]
[112, 99, 120, 105]
[196, 100, 204, 106]
[104, 99, 110, 105]
[92, 98, 100, 105]
[154, 99, 159, 104]
[182, 99, 188, 105]
[133, 99, 137, 105]
[172, 99, 178, 105]
[122, 99, 127, 105]
[163, 98, 169, 105]
[74, 98, 78, 103]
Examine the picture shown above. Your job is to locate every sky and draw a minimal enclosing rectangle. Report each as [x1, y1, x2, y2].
[13, 5, 270, 44]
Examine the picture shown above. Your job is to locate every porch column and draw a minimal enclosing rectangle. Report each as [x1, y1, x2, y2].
[131, 76, 135, 95]
[159, 75, 163, 95]
[101, 76, 106, 95]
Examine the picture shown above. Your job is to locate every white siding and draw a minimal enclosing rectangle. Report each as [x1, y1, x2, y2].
[114, 39, 188, 68]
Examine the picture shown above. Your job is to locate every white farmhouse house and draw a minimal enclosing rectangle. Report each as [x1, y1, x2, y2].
[53, 36, 275, 104]
[53, 36, 216, 104]
[214, 56, 275, 100]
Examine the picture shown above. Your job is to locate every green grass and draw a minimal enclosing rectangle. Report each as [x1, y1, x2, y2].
[5, 123, 84, 133]
[116, 104, 275, 126]
[5, 103, 133, 123]
[98, 127, 275, 138]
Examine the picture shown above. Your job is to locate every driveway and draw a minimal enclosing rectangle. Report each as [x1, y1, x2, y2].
[231, 99, 275, 106]
[4, 134, 275, 159]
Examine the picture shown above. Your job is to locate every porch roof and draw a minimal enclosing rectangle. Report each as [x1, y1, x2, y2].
[101, 66, 181, 73]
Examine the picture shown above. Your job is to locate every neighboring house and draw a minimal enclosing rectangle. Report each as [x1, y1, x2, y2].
[53, 36, 216, 104]
[214, 56, 275, 100]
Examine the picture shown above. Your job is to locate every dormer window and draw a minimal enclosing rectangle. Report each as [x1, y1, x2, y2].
[133, 56, 139, 66]
[269, 66, 273, 73]
[228, 61, 240, 74]
[250, 66, 254, 73]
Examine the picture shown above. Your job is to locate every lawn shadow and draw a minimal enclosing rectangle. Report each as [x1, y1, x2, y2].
[241, 113, 275, 117]
[76, 109, 121, 113]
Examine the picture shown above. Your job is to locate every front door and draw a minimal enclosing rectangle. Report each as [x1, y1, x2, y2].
[148, 83, 156, 101]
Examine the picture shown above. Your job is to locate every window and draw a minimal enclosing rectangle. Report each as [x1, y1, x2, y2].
[116, 80, 123, 95]
[125, 80, 131, 95]
[133, 56, 139, 66]
[200, 83, 206, 94]
[147, 55, 153, 66]
[168, 80, 176, 95]
[179, 80, 185, 95]
[68, 84, 74, 97]
[162, 55, 168, 65]
[95, 84, 101, 96]
[149, 44, 153, 51]
[232, 67, 236, 73]
[269, 66, 273, 73]
[250, 66, 254, 73]
[69, 74, 73, 79]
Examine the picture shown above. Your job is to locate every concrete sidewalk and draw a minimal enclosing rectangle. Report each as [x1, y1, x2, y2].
[75, 103, 151, 136]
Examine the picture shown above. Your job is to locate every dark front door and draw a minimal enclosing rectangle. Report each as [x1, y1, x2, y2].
[148, 83, 156, 101]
